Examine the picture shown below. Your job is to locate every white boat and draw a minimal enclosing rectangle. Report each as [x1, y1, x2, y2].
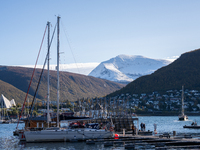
[178, 114, 188, 121]
[178, 85, 188, 121]
[23, 17, 113, 142]
[24, 127, 113, 142]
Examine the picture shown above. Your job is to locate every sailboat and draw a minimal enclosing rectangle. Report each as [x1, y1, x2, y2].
[23, 17, 113, 142]
[178, 85, 188, 121]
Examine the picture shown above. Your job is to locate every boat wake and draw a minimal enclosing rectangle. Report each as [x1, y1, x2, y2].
[185, 119, 193, 122]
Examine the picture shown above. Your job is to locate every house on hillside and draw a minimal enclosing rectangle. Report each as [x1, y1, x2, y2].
[0, 94, 16, 108]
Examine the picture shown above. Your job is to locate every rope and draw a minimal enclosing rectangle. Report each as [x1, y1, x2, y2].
[27, 23, 57, 119]
[61, 20, 80, 74]
[16, 24, 48, 129]
[60, 21, 79, 102]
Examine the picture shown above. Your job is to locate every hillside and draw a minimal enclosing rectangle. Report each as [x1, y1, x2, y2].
[0, 79, 34, 104]
[108, 49, 200, 96]
[89, 54, 171, 84]
[0, 66, 124, 104]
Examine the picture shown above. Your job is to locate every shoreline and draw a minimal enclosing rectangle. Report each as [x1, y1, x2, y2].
[135, 112, 200, 116]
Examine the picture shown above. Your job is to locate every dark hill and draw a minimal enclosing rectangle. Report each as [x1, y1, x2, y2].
[0, 79, 34, 104]
[0, 66, 124, 104]
[108, 48, 200, 96]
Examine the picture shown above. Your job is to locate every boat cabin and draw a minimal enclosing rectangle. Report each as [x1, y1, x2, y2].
[21, 116, 57, 128]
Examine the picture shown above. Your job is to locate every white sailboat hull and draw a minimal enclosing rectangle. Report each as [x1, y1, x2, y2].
[24, 128, 113, 142]
[178, 86, 188, 121]
[178, 115, 188, 121]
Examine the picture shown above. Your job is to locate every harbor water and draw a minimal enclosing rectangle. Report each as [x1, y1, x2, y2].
[1, 116, 200, 150]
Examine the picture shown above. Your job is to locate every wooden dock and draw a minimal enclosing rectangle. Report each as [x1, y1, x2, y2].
[86, 133, 200, 149]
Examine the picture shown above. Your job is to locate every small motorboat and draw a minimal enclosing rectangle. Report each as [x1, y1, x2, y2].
[183, 125, 200, 129]
[183, 121, 200, 129]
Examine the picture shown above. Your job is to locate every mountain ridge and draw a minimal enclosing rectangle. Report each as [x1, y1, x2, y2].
[89, 54, 171, 84]
[0, 66, 124, 104]
[108, 49, 200, 97]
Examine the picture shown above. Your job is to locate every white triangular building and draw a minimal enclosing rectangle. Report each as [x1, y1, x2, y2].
[0, 94, 16, 108]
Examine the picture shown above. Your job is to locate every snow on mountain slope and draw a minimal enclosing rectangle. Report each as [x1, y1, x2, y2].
[89, 55, 172, 83]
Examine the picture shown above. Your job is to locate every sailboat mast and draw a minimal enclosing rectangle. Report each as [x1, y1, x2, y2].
[47, 21, 50, 128]
[57, 16, 60, 127]
[182, 85, 184, 116]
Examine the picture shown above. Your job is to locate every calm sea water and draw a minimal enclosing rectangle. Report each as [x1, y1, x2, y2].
[1, 116, 200, 150]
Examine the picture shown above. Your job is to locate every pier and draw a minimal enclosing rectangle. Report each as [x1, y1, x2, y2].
[86, 133, 200, 149]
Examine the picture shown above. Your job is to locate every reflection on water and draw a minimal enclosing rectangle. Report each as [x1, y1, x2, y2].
[19, 141, 105, 150]
[18, 141, 155, 150]
[0, 136, 20, 150]
[2, 139, 110, 150]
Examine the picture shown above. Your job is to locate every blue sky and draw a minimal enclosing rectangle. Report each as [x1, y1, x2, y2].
[1, 0, 200, 66]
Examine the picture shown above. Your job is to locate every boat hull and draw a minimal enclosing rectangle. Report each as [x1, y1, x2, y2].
[24, 129, 113, 142]
[183, 125, 200, 129]
[178, 115, 188, 121]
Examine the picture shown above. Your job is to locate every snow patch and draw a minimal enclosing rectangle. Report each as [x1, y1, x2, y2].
[89, 55, 172, 83]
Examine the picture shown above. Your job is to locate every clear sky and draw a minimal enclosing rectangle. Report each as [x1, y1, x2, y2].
[1, 0, 200, 66]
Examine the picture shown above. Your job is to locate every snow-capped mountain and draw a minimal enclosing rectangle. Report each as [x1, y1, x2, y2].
[89, 55, 172, 84]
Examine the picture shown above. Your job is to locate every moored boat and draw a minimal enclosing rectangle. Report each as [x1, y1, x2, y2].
[178, 114, 188, 121]
[24, 126, 113, 142]
[178, 86, 188, 121]
[23, 17, 114, 142]
[183, 125, 200, 129]
[183, 121, 200, 129]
